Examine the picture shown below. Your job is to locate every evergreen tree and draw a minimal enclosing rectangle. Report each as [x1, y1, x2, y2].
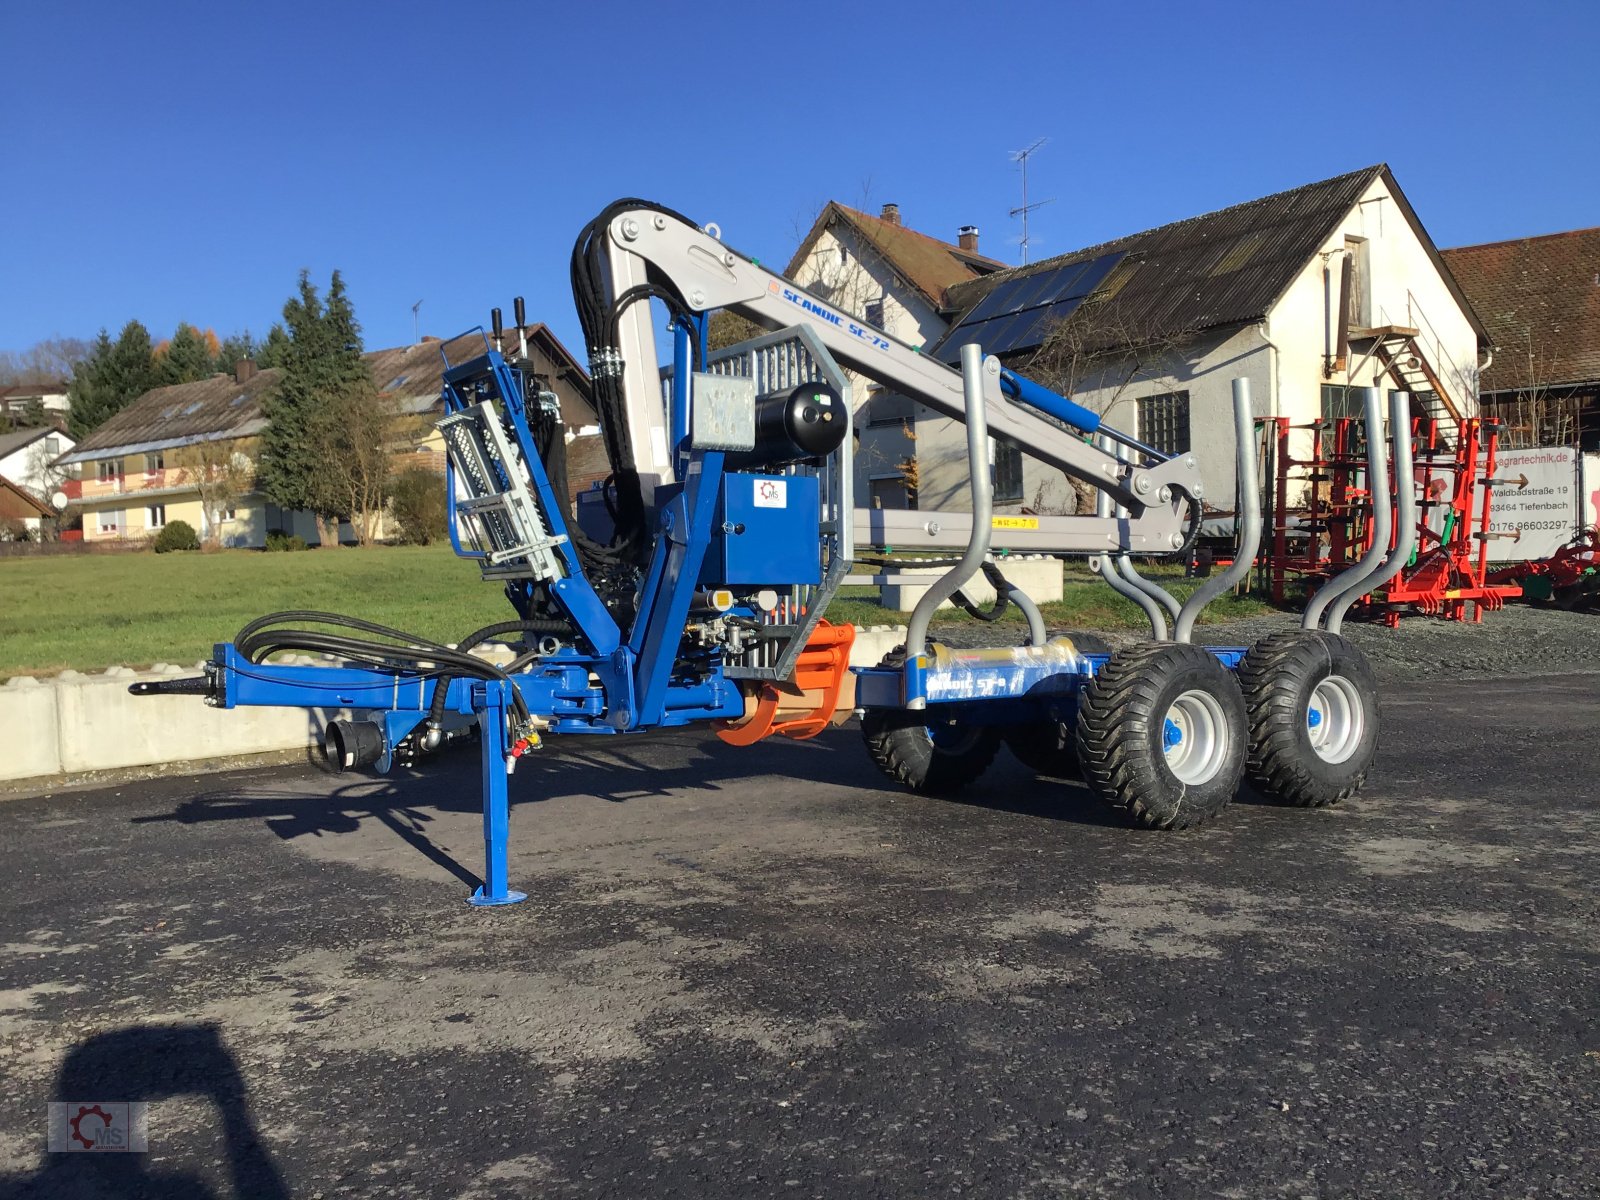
[258, 271, 382, 541]
[159, 322, 218, 386]
[256, 324, 291, 369]
[215, 331, 259, 373]
[68, 321, 156, 438]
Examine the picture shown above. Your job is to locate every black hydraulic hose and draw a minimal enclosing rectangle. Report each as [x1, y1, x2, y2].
[1172, 484, 1204, 557]
[425, 619, 569, 730]
[237, 621, 531, 725]
[950, 561, 1014, 623]
[235, 610, 450, 656]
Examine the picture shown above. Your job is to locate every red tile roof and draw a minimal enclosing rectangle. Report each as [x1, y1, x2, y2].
[1441, 228, 1600, 393]
[786, 203, 1004, 308]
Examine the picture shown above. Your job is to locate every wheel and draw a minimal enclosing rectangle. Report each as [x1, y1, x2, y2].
[1076, 642, 1248, 830]
[861, 708, 1001, 794]
[1003, 630, 1112, 777]
[1237, 631, 1379, 807]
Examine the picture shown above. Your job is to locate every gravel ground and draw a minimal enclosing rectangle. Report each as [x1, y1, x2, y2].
[936, 605, 1600, 682]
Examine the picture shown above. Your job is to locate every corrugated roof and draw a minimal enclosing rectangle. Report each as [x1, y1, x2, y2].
[1441, 227, 1600, 392]
[787, 203, 1004, 309]
[62, 328, 596, 462]
[940, 165, 1434, 360]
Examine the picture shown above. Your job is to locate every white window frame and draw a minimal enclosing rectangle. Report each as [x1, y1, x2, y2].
[144, 451, 165, 473]
[97, 509, 123, 535]
[97, 459, 119, 482]
[146, 504, 166, 529]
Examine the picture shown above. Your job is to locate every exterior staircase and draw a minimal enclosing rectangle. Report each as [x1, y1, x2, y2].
[1350, 325, 1462, 426]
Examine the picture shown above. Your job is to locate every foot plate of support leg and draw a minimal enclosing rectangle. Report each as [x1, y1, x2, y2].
[468, 887, 528, 907]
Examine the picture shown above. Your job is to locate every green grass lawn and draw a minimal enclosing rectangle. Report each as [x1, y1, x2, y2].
[0, 546, 510, 679]
[0, 548, 1271, 678]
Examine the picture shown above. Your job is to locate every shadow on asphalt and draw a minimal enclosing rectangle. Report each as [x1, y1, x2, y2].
[0, 1022, 288, 1200]
[128, 727, 1287, 886]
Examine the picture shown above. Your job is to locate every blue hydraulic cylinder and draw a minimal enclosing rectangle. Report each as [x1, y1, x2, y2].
[998, 369, 1103, 435]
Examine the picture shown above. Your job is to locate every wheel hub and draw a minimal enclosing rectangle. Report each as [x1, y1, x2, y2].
[1162, 689, 1229, 786]
[1306, 674, 1364, 764]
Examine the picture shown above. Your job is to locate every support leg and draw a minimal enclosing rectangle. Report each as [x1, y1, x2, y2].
[469, 699, 527, 907]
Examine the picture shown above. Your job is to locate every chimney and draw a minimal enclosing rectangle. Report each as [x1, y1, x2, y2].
[880, 202, 901, 226]
[958, 225, 980, 252]
[234, 359, 257, 383]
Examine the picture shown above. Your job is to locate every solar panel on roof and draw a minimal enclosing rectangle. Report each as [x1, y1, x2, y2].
[932, 250, 1127, 363]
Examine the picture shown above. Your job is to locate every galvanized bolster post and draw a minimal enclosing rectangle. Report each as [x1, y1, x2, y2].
[905, 344, 1001, 671]
[1112, 430, 1182, 624]
[1092, 435, 1169, 640]
[469, 682, 526, 908]
[1174, 378, 1263, 642]
[1303, 387, 1390, 631]
[1326, 391, 1417, 634]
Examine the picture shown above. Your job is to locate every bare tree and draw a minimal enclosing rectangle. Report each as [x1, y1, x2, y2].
[1022, 300, 1197, 511]
[0, 337, 93, 386]
[1480, 326, 1577, 449]
[173, 439, 254, 548]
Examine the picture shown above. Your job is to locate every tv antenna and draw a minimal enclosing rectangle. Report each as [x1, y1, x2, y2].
[411, 299, 424, 345]
[1008, 137, 1055, 265]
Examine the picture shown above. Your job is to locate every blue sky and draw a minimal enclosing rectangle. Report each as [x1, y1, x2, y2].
[2, 0, 1594, 361]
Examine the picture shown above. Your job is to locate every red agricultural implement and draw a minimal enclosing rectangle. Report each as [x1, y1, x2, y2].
[1484, 526, 1600, 608]
[1262, 414, 1522, 624]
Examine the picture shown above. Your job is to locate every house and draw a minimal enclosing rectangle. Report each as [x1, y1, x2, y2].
[0, 475, 55, 538]
[0, 424, 76, 535]
[783, 201, 1004, 509]
[0, 381, 70, 421]
[922, 164, 1489, 513]
[1441, 227, 1600, 450]
[54, 326, 599, 547]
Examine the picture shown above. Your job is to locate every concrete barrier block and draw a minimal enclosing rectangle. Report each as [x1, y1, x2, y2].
[877, 556, 1064, 611]
[849, 625, 906, 669]
[0, 676, 62, 780]
[53, 669, 345, 774]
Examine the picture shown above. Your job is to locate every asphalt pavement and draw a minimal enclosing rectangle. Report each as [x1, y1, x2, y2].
[1, 668, 1596, 1198]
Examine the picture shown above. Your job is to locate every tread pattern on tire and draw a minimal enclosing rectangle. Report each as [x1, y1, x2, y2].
[1076, 641, 1247, 830]
[1237, 630, 1378, 808]
[862, 710, 1001, 794]
[1002, 629, 1112, 777]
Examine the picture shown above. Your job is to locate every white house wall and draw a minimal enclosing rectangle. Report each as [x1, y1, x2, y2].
[914, 176, 1480, 521]
[788, 225, 948, 507]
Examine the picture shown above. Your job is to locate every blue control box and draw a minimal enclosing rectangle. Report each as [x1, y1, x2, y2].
[703, 472, 821, 586]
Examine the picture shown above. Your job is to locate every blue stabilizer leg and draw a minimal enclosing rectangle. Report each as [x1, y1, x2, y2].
[469, 694, 527, 907]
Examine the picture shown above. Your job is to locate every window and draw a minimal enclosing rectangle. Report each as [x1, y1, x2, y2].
[1137, 392, 1191, 457]
[868, 475, 911, 511]
[97, 509, 123, 535]
[144, 451, 164, 473]
[146, 504, 166, 529]
[44, 435, 60, 456]
[864, 297, 886, 329]
[867, 393, 914, 429]
[223, 505, 238, 521]
[97, 459, 119, 482]
[992, 437, 1024, 503]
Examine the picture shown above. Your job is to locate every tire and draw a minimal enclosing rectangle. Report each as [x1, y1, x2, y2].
[1237, 631, 1379, 808]
[1003, 630, 1112, 777]
[861, 708, 1002, 794]
[1076, 642, 1248, 830]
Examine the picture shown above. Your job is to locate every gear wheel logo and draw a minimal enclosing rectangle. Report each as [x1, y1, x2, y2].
[68, 1104, 112, 1150]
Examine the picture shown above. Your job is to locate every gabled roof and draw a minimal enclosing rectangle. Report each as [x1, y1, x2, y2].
[60, 327, 595, 463]
[0, 425, 68, 461]
[939, 164, 1486, 361]
[0, 475, 54, 518]
[787, 202, 1004, 309]
[1441, 227, 1600, 393]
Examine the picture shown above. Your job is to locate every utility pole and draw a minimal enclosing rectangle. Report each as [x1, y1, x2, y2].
[411, 299, 424, 345]
[1009, 138, 1055, 265]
